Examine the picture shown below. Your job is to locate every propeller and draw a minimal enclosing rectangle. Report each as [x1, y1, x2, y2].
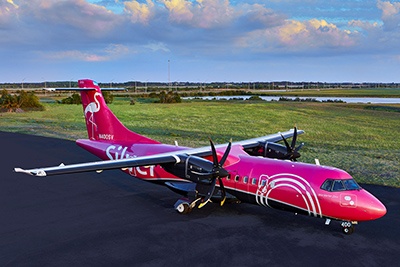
[198, 139, 231, 208]
[280, 126, 303, 161]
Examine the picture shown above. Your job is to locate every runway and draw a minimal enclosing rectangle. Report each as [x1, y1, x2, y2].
[1, 131, 400, 266]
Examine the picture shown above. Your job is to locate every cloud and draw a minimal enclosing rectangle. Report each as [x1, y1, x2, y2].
[162, 0, 193, 23]
[4, 0, 18, 8]
[377, 0, 400, 18]
[0, 0, 122, 45]
[3, 0, 400, 82]
[236, 18, 358, 54]
[143, 42, 170, 52]
[45, 44, 131, 62]
[377, 0, 400, 30]
[236, 3, 286, 29]
[191, 0, 235, 28]
[0, 0, 19, 25]
[159, 0, 234, 28]
[348, 20, 381, 31]
[0, 0, 392, 57]
[124, 0, 154, 24]
[32, 0, 120, 36]
[47, 50, 110, 62]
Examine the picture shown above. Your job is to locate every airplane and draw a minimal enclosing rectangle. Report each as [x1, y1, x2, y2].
[14, 79, 386, 235]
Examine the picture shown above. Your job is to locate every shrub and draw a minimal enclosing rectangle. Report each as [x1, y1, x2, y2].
[247, 95, 263, 101]
[0, 89, 44, 112]
[102, 91, 114, 104]
[155, 91, 182, 103]
[60, 93, 81, 104]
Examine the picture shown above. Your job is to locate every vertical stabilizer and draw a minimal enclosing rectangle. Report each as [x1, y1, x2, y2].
[78, 79, 159, 144]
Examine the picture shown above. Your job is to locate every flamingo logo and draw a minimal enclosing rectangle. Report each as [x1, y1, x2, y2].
[84, 92, 101, 139]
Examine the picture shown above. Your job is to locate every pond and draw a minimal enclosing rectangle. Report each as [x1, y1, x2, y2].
[183, 96, 400, 104]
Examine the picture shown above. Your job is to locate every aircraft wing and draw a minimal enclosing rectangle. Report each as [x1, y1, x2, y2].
[14, 153, 182, 177]
[232, 128, 303, 150]
[193, 128, 304, 157]
[14, 128, 302, 177]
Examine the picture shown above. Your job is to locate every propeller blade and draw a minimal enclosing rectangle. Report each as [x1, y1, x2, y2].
[198, 178, 216, 209]
[281, 127, 303, 161]
[281, 134, 291, 152]
[218, 177, 227, 206]
[209, 138, 219, 167]
[295, 142, 304, 152]
[290, 127, 298, 150]
[197, 138, 231, 209]
[219, 139, 232, 167]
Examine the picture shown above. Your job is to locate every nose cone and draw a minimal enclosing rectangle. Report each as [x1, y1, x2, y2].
[361, 190, 387, 221]
[369, 197, 387, 220]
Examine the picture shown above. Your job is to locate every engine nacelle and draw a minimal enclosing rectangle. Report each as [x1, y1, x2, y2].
[245, 142, 290, 159]
[162, 155, 215, 184]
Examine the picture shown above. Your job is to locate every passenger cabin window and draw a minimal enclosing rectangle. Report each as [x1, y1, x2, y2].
[243, 176, 248, 183]
[321, 179, 361, 192]
[251, 178, 257, 185]
[235, 175, 240, 182]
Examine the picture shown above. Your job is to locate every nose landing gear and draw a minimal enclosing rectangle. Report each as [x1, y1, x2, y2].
[341, 221, 356, 235]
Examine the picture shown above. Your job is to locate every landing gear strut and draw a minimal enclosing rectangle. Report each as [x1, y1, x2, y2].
[341, 221, 355, 235]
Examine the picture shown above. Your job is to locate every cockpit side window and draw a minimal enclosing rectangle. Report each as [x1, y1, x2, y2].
[321, 179, 361, 192]
[321, 179, 333, 191]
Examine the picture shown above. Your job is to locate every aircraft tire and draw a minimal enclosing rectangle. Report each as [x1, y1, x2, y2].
[176, 203, 191, 214]
[342, 225, 355, 235]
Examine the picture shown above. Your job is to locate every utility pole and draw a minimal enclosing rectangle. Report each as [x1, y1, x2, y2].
[168, 59, 171, 91]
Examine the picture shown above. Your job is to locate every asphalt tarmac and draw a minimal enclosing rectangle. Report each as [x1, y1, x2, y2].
[1, 131, 400, 266]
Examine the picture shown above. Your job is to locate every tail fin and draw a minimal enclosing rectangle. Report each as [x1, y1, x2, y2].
[78, 79, 159, 144]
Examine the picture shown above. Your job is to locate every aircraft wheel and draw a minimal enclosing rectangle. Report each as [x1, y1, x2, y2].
[341, 222, 355, 235]
[176, 202, 191, 214]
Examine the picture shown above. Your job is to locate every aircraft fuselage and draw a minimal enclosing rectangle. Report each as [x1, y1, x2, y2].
[76, 139, 386, 224]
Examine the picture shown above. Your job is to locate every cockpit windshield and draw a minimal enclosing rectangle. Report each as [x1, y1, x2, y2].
[321, 179, 361, 192]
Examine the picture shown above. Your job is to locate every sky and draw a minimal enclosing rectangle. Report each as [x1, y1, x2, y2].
[1, 0, 400, 83]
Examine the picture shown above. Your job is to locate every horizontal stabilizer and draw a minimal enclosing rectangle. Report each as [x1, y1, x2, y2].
[43, 87, 125, 91]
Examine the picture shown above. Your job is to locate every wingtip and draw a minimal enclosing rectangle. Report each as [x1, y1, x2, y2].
[14, 167, 33, 175]
[14, 168, 47, 177]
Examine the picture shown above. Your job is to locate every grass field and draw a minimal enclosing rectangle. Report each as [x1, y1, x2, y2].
[1, 99, 399, 187]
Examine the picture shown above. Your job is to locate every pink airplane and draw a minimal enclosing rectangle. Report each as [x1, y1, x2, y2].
[15, 79, 386, 235]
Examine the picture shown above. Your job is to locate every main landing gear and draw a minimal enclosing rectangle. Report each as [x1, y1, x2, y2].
[174, 195, 229, 214]
[174, 198, 201, 214]
[341, 221, 356, 235]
